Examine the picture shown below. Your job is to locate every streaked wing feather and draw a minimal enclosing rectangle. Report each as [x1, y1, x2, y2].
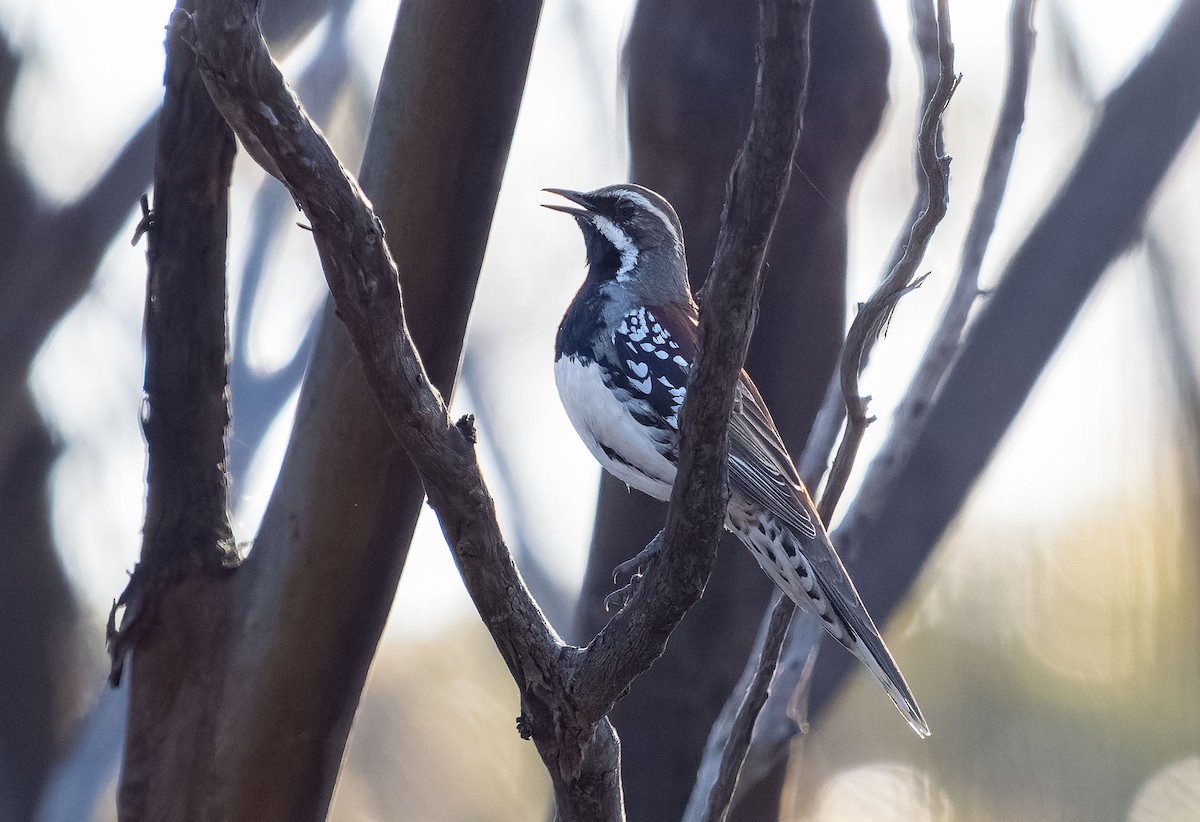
[728, 378, 818, 540]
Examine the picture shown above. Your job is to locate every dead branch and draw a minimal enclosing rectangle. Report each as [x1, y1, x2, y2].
[111, 1, 239, 815]
[185, 0, 809, 815]
[601, 4, 888, 817]
[810, 0, 1200, 731]
[205, 0, 546, 817]
[0, 0, 348, 462]
[688, 0, 959, 811]
[822, 0, 957, 518]
[106, 0, 239, 684]
[570, 0, 814, 726]
[684, 591, 793, 822]
[226, 6, 352, 489]
[845, 0, 1036, 536]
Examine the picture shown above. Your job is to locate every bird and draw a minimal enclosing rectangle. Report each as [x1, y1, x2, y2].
[544, 182, 929, 737]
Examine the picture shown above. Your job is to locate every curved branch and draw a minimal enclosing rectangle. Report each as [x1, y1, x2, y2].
[693, 0, 960, 808]
[571, 0, 813, 726]
[817, 0, 1200, 724]
[845, 0, 1035, 536]
[188, 0, 810, 817]
[821, 0, 957, 520]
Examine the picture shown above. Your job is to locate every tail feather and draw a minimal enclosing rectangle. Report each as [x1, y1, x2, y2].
[732, 511, 929, 737]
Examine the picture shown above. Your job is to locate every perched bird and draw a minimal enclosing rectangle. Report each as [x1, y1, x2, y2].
[544, 183, 929, 737]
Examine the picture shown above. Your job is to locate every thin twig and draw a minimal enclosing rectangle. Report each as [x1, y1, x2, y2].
[688, 0, 960, 812]
[796, 0, 958, 501]
[843, 0, 1035, 536]
[822, 0, 957, 520]
[686, 592, 792, 822]
[811, 0, 1200, 727]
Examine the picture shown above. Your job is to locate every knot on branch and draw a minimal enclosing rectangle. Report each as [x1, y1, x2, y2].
[106, 549, 240, 686]
[516, 713, 534, 740]
[131, 193, 154, 246]
[456, 413, 477, 444]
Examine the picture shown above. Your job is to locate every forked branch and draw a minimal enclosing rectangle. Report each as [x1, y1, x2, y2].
[185, 0, 811, 817]
[687, 1, 963, 816]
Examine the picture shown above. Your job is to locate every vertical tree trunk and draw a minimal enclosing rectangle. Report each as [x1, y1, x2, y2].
[116, 0, 544, 818]
[572, 1, 890, 818]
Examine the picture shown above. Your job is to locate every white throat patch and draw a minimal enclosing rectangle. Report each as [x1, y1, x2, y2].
[590, 215, 638, 282]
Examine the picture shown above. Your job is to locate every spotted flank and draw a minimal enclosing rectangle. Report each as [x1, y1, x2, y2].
[729, 503, 930, 738]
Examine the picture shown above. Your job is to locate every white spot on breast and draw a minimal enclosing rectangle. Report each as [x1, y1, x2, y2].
[621, 308, 648, 341]
[627, 359, 649, 378]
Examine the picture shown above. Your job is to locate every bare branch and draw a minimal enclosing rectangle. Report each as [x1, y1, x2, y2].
[106, 0, 239, 687]
[187, 0, 810, 815]
[227, 8, 353, 489]
[692, 0, 961, 809]
[808, 0, 1200, 731]
[845, 0, 1036, 536]
[0, 0, 350, 460]
[822, 0, 957, 520]
[570, 0, 813, 727]
[110, 2, 241, 815]
[797, 0, 955, 495]
[460, 342, 574, 628]
[185, 0, 596, 814]
[684, 592, 792, 822]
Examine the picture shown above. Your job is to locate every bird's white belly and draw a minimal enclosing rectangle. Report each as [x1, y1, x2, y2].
[554, 356, 676, 501]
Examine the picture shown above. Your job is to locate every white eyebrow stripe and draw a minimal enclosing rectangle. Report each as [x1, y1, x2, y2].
[590, 215, 639, 281]
[622, 191, 681, 248]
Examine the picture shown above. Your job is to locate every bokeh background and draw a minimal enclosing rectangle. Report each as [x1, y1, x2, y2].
[2, 0, 1198, 819]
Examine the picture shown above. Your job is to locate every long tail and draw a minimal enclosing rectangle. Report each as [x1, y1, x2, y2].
[738, 519, 930, 737]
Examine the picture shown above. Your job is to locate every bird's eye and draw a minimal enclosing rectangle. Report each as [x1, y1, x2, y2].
[616, 202, 636, 222]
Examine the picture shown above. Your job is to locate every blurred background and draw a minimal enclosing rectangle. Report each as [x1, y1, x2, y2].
[2, 0, 1198, 819]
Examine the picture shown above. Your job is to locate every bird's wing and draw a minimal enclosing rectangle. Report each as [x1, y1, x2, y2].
[644, 301, 928, 735]
[639, 298, 818, 541]
[727, 376, 818, 540]
[730, 372, 929, 736]
[606, 305, 692, 440]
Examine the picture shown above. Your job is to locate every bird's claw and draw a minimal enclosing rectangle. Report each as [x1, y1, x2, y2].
[604, 530, 665, 611]
[611, 555, 647, 584]
[604, 575, 642, 612]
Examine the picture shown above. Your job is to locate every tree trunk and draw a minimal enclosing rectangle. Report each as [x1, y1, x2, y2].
[115, 0, 543, 818]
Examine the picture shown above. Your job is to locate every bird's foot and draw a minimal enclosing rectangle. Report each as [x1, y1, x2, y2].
[603, 577, 641, 612]
[604, 530, 664, 611]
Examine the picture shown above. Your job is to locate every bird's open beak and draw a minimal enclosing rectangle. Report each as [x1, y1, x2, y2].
[541, 188, 594, 218]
